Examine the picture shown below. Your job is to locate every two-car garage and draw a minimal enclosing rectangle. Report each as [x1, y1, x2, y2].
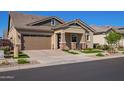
[22, 35, 51, 50]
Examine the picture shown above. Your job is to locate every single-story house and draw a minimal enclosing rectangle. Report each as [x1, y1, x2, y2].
[7, 12, 95, 57]
[92, 25, 124, 47]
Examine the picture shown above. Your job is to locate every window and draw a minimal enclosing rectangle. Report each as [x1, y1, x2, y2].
[51, 19, 56, 26]
[72, 34, 77, 42]
[86, 33, 90, 41]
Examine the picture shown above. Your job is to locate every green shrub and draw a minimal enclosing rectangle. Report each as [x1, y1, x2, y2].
[119, 48, 124, 51]
[96, 45, 110, 50]
[62, 49, 69, 52]
[17, 58, 29, 64]
[2, 47, 10, 55]
[96, 45, 102, 49]
[102, 45, 110, 50]
[84, 48, 93, 51]
[63, 49, 79, 54]
[68, 51, 79, 54]
[14, 52, 29, 59]
[96, 53, 104, 57]
[82, 49, 102, 53]
[19, 52, 29, 58]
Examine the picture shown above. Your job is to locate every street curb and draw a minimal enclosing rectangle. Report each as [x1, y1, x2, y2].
[0, 54, 124, 72]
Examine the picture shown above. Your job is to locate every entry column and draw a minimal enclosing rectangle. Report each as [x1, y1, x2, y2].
[54, 33, 57, 49]
[14, 31, 19, 58]
[60, 32, 66, 50]
[80, 33, 86, 49]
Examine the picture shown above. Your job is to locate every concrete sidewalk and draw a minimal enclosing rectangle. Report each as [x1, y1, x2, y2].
[0, 51, 124, 72]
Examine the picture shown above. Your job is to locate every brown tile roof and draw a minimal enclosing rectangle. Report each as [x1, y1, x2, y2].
[9, 11, 52, 31]
[11, 12, 124, 34]
[9, 12, 95, 32]
[10, 12, 66, 32]
[91, 25, 112, 34]
[10, 11, 48, 26]
[91, 25, 124, 34]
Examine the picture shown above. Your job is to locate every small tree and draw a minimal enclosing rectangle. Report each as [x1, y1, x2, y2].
[104, 31, 122, 53]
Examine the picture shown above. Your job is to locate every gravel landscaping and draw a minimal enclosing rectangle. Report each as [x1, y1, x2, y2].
[0, 59, 40, 68]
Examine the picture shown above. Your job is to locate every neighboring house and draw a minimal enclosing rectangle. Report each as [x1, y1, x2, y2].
[92, 25, 124, 47]
[7, 12, 95, 56]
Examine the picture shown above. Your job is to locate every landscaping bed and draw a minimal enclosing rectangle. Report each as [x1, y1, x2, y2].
[14, 52, 29, 59]
[81, 48, 103, 53]
[62, 48, 124, 58]
[0, 59, 40, 68]
[63, 49, 80, 55]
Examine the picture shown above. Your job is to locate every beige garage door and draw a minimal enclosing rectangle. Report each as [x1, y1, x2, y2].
[23, 35, 51, 50]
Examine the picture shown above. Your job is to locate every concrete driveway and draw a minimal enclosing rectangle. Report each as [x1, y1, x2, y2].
[23, 50, 93, 65]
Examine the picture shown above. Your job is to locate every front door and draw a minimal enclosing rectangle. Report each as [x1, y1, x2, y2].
[57, 34, 61, 49]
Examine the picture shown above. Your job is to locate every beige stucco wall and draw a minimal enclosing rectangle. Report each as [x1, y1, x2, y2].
[87, 31, 93, 48]
[63, 26, 86, 34]
[93, 33, 124, 47]
[119, 37, 124, 47]
[8, 26, 21, 47]
[93, 34, 107, 45]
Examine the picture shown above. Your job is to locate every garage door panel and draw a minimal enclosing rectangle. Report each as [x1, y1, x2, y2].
[23, 35, 51, 50]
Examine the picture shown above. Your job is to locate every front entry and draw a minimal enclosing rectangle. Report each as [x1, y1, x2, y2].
[71, 33, 78, 49]
[56, 33, 82, 50]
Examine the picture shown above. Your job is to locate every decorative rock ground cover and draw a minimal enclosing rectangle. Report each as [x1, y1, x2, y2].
[0, 59, 40, 68]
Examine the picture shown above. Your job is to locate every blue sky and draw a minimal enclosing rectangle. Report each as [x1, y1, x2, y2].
[0, 11, 124, 37]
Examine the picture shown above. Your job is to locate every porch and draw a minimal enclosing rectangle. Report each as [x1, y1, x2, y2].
[52, 30, 88, 50]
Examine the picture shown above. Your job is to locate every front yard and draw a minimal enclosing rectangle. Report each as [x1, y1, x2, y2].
[0, 47, 39, 68]
[63, 48, 124, 57]
[1, 46, 124, 72]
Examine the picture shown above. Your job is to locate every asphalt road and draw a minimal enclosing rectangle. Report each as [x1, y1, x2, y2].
[0, 57, 124, 81]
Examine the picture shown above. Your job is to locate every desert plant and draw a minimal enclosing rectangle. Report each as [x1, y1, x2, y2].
[63, 50, 79, 54]
[96, 45, 102, 49]
[2, 47, 10, 55]
[105, 31, 122, 53]
[118, 48, 124, 51]
[82, 49, 102, 53]
[14, 52, 29, 59]
[68, 51, 79, 54]
[102, 45, 110, 50]
[0, 60, 9, 65]
[17, 58, 29, 64]
[96, 53, 104, 57]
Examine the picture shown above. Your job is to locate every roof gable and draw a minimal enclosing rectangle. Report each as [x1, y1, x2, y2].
[54, 19, 95, 32]
[27, 16, 65, 26]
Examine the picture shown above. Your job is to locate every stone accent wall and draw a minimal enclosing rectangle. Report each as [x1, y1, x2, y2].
[60, 42, 66, 50]
[71, 42, 77, 50]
